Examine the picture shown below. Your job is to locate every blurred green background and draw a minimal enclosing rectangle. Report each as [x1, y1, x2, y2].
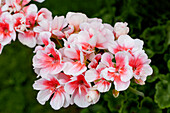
[0, 0, 170, 113]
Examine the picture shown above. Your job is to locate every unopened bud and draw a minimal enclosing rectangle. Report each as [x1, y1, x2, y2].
[134, 78, 145, 85]
[86, 90, 100, 104]
[112, 89, 119, 98]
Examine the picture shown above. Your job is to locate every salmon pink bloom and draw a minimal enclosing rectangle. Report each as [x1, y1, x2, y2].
[129, 50, 153, 85]
[64, 74, 91, 108]
[108, 35, 143, 55]
[33, 76, 70, 110]
[101, 52, 133, 91]
[0, 12, 16, 46]
[33, 44, 65, 78]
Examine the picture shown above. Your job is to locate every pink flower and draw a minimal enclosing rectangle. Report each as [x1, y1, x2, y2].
[13, 13, 28, 33]
[108, 35, 143, 55]
[113, 22, 129, 38]
[0, 12, 16, 46]
[85, 54, 112, 93]
[33, 19, 51, 33]
[66, 12, 88, 32]
[1, 0, 21, 13]
[33, 44, 65, 78]
[24, 4, 37, 28]
[63, 45, 87, 76]
[101, 52, 133, 91]
[17, 4, 38, 48]
[34, 15, 67, 39]
[88, 54, 101, 69]
[33, 76, 70, 110]
[36, 8, 52, 23]
[34, 31, 52, 49]
[51, 16, 68, 38]
[85, 90, 100, 104]
[18, 30, 37, 48]
[129, 50, 153, 85]
[64, 74, 91, 108]
[80, 21, 115, 49]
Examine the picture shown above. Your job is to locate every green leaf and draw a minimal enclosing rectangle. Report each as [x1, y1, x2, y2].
[168, 108, 170, 113]
[141, 25, 168, 54]
[168, 59, 170, 72]
[104, 90, 125, 112]
[81, 104, 109, 113]
[140, 97, 162, 113]
[154, 73, 170, 109]
[145, 48, 155, 58]
[121, 98, 140, 113]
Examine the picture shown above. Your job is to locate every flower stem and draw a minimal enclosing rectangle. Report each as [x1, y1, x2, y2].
[129, 87, 144, 97]
[55, 38, 63, 48]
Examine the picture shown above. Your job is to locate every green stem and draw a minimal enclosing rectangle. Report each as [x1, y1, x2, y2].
[56, 38, 63, 48]
[129, 87, 145, 97]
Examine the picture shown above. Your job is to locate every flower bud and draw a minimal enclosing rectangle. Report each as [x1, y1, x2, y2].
[112, 89, 119, 98]
[134, 78, 145, 85]
[86, 90, 100, 104]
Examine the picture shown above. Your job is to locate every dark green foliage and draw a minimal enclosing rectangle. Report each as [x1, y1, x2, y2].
[0, 0, 169, 112]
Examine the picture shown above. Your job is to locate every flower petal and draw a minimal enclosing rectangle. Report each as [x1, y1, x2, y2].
[37, 89, 52, 105]
[63, 61, 87, 76]
[18, 31, 36, 48]
[72, 87, 91, 108]
[50, 91, 65, 110]
[114, 80, 130, 91]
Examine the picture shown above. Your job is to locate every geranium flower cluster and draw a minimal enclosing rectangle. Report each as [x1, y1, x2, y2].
[0, 0, 153, 110]
[0, 0, 46, 53]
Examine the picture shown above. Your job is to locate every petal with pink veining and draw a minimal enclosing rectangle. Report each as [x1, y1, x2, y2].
[72, 86, 91, 108]
[18, 31, 36, 48]
[95, 79, 111, 93]
[63, 61, 87, 76]
[101, 52, 114, 67]
[50, 91, 65, 110]
[114, 76, 130, 91]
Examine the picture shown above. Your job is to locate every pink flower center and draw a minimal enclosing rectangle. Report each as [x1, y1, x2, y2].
[43, 78, 60, 91]
[0, 22, 11, 36]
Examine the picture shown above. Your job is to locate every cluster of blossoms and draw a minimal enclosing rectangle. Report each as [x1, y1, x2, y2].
[0, 0, 45, 53]
[0, 0, 153, 110]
